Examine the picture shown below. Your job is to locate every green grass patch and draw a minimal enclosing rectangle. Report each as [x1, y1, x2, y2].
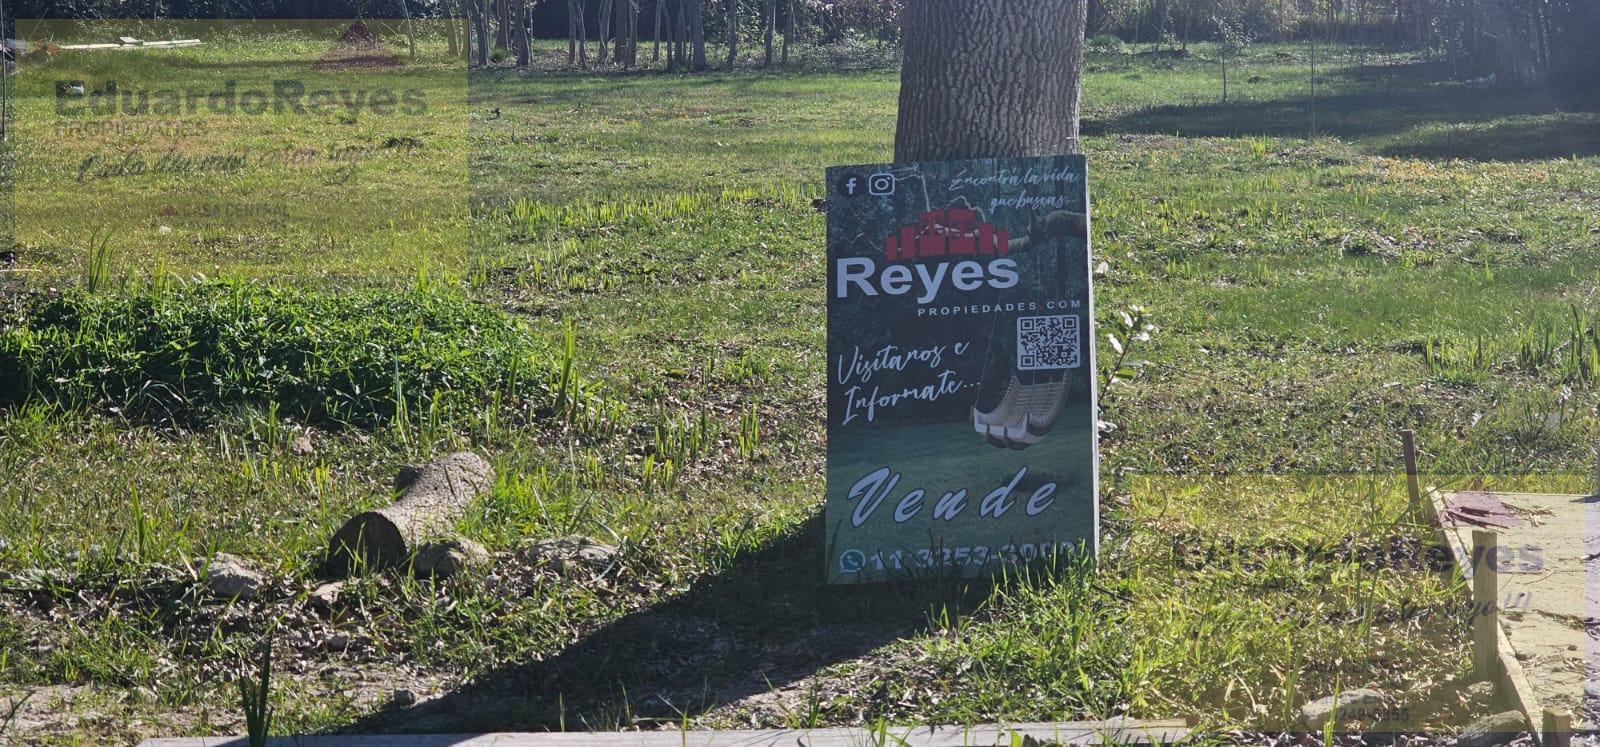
[0, 279, 599, 429]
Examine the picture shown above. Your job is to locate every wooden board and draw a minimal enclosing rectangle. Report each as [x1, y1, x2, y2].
[1424, 487, 1595, 742]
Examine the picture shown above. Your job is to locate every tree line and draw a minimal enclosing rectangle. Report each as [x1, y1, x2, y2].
[1088, 0, 1597, 83]
[4, 0, 1594, 82]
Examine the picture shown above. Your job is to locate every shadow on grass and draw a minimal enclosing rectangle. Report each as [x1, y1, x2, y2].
[1087, 61, 1600, 161]
[342, 513, 1004, 733]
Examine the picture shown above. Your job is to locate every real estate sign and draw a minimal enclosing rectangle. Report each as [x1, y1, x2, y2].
[825, 155, 1098, 584]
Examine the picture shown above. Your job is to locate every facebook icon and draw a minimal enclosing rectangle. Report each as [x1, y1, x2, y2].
[836, 172, 867, 199]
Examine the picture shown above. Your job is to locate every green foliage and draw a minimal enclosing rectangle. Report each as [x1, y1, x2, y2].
[238, 643, 274, 747]
[1422, 334, 1490, 386]
[0, 280, 591, 428]
[1088, 33, 1129, 54]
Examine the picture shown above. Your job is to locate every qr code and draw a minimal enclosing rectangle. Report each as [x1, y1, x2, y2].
[1017, 315, 1081, 371]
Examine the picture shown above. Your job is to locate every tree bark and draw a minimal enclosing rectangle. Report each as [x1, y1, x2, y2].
[894, 0, 1089, 162]
[327, 453, 495, 576]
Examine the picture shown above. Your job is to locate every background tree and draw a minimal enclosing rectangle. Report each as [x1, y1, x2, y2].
[894, 0, 1089, 162]
[762, 0, 776, 65]
[689, 0, 707, 69]
[780, 0, 794, 64]
[725, 0, 738, 69]
[1215, 10, 1249, 101]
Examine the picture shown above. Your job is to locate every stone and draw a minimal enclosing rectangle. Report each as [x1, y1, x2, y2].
[390, 688, 417, 707]
[1455, 710, 1527, 747]
[290, 434, 315, 456]
[325, 632, 352, 652]
[307, 580, 345, 614]
[1462, 681, 1496, 709]
[412, 537, 491, 578]
[1301, 688, 1388, 729]
[203, 553, 264, 599]
[523, 535, 619, 572]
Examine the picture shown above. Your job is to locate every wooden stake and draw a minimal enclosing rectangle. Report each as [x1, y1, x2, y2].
[1471, 529, 1500, 680]
[1542, 707, 1572, 747]
[1593, 433, 1600, 497]
[1400, 429, 1421, 511]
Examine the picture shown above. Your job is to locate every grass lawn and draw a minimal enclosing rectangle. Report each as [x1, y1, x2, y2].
[1, 30, 1599, 744]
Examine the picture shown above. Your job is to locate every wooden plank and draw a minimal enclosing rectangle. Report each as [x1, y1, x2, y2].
[1471, 529, 1499, 680]
[1543, 708, 1573, 747]
[1427, 489, 1554, 745]
[138, 720, 1192, 747]
[1424, 487, 1470, 579]
[1497, 619, 1548, 743]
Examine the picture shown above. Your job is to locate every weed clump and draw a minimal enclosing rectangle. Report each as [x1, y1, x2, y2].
[0, 280, 593, 428]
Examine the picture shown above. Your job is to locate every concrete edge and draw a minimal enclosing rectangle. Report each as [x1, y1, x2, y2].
[137, 719, 1194, 747]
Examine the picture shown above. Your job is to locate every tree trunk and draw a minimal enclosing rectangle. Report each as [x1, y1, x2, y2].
[599, 0, 612, 63]
[763, 0, 776, 65]
[515, 0, 532, 67]
[445, 0, 461, 57]
[654, 0, 665, 62]
[400, 0, 418, 60]
[327, 453, 495, 576]
[496, 0, 511, 50]
[725, 0, 738, 70]
[690, 0, 708, 70]
[577, 0, 589, 67]
[666, 0, 678, 69]
[674, 0, 690, 69]
[781, 0, 793, 64]
[628, 0, 641, 67]
[614, 0, 630, 64]
[472, 0, 492, 66]
[569, 0, 579, 62]
[894, 0, 1089, 162]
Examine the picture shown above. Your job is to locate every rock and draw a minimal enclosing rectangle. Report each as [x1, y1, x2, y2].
[412, 537, 491, 578]
[307, 580, 345, 614]
[1455, 710, 1526, 747]
[290, 433, 315, 456]
[390, 688, 417, 707]
[1301, 688, 1388, 729]
[325, 632, 352, 652]
[524, 535, 619, 573]
[1462, 681, 1497, 709]
[203, 552, 264, 599]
